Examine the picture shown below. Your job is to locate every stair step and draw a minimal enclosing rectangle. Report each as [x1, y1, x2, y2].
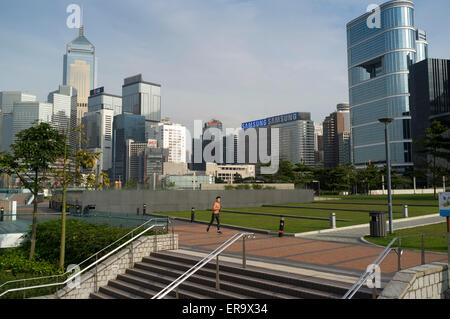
[145, 252, 353, 299]
[117, 273, 206, 299]
[124, 268, 251, 299]
[89, 292, 115, 299]
[98, 285, 145, 299]
[130, 263, 295, 299]
[151, 251, 375, 299]
[136, 259, 339, 299]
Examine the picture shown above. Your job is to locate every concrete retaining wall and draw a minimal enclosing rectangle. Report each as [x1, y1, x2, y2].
[67, 189, 313, 213]
[55, 233, 178, 299]
[379, 262, 450, 299]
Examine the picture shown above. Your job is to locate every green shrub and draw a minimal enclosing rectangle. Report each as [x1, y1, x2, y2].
[252, 184, 263, 190]
[20, 219, 134, 267]
[224, 185, 235, 190]
[0, 249, 60, 276]
[264, 186, 276, 190]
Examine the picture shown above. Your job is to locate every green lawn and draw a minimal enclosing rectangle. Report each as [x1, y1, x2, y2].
[156, 195, 439, 234]
[364, 223, 449, 253]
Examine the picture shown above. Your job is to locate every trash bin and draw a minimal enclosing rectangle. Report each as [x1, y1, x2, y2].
[369, 211, 387, 238]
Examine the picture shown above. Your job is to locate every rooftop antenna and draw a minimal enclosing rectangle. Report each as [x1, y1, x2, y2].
[79, 4, 84, 36]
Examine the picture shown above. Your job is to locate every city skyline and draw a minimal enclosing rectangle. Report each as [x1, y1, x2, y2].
[1, 0, 449, 134]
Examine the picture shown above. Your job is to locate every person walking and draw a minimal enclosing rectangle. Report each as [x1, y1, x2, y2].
[207, 196, 222, 234]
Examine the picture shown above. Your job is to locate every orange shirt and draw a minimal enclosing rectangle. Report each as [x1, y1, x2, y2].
[213, 202, 221, 214]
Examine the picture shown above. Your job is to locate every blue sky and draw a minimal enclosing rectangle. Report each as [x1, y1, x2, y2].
[0, 0, 449, 132]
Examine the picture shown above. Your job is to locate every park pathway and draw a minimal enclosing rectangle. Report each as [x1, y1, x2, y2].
[296, 214, 446, 245]
[172, 220, 448, 284]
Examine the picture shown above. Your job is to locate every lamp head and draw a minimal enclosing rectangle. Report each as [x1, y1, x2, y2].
[378, 118, 394, 124]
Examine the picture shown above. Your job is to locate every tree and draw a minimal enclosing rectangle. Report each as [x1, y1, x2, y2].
[51, 125, 110, 269]
[0, 122, 65, 260]
[415, 120, 450, 198]
[293, 162, 315, 188]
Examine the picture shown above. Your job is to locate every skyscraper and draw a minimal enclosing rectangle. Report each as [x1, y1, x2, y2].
[0, 91, 37, 150]
[347, 0, 428, 171]
[63, 26, 98, 149]
[323, 103, 351, 168]
[151, 120, 187, 164]
[12, 102, 53, 141]
[112, 113, 146, 183]
[88, 87, 122, 116]
[409, 58, 450, 172]
[241, 112, 315, 167]
[48, 85, 77, 134]
[122, 74, 161, 140]
[82, 108, 114, 175]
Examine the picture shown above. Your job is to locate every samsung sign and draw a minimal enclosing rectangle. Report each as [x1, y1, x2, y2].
[242, 112, 299, 130]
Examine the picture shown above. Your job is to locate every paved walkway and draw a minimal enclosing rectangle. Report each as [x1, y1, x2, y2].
[172, 220, 448, 284]
[296, 214, 446, 245]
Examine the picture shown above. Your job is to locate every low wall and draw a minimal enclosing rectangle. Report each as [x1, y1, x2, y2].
[55, 233, 178, 299]
[371, 188, 445, 195]
[379, 262, 450, 299]
[67, 189, 313, 213]
[201, 184, 295, 190]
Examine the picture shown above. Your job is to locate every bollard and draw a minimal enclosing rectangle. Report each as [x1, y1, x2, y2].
[279, 217, 285, 237]
[0, 207, 3, 222]
[402, 205, 408, 218]
[191, 207, 195, 223]
[143, 204, 146, 216]
[330, 213, 336, 229]
[136, 208, 140, 215]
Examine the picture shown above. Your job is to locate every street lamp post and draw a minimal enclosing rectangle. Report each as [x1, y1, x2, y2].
[379, 118, 394, 234]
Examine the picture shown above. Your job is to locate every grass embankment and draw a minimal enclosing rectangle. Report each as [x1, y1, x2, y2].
[364, 222, 448, 253]
[157, 195, 439, 234]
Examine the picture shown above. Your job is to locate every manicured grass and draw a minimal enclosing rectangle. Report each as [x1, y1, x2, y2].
[364, 223, 449, 253]
[157, 195, 440, 234]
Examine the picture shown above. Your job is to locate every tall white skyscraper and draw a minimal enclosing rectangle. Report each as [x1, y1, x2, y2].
[151, 121, 187, 163]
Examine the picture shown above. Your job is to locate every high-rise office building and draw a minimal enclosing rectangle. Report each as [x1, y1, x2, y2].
[122, 74, 161, 140]
[48, 85, 77, 134]
[88, 87, 122, 116]
[241, 112, 315, 167]
[323, 103, 351, 168]
[152, 121, 187, 164]
[314, 124, 324, 167]
[347, 0, 428, 171]
[0, 91, 37, 150]
[409, 58, 450, 171]
[82, 108, 114, 174]
[112, 113, 146, 183]
[12, 102, 53, 141]
[63, 26, 98, 149]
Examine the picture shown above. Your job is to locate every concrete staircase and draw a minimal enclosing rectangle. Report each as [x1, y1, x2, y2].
[90, 251, 375, 299]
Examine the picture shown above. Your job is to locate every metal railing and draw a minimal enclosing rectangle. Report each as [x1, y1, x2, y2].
[152, 232, 255, 299]
[342, 233, 447, 299]
[0, 217, 168, 298]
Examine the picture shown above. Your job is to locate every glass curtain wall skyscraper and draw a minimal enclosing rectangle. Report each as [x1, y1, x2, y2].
[63, 26, 98, 150]
[347, 0, 428, 171]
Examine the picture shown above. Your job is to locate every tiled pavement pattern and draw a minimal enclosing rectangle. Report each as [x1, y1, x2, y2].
[173, 221, 448, 278]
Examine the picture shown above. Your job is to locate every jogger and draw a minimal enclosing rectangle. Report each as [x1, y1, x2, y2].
[207, 196, 222, 233]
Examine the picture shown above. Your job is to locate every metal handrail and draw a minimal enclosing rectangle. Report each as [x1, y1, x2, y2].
[0, 217, 168, 298]
[342, 232, 448, 299]
[152, 232, 255, 299]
